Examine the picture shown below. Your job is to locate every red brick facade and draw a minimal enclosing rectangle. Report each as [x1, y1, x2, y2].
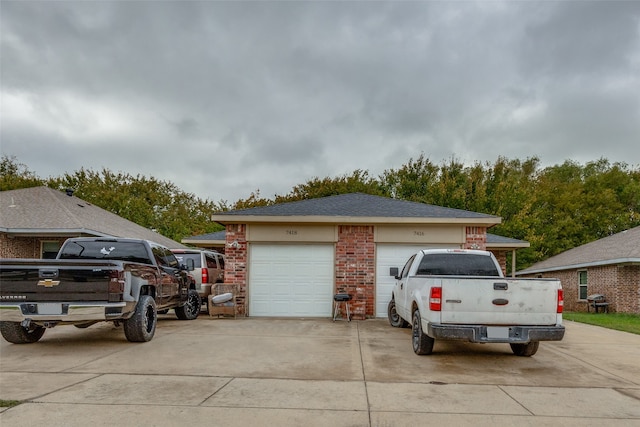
[225, 223, 498, 318]
[524, 265, 640, 314]
[464, 226, 487, 250]
[335, 225, 376, 320]
[223, 224, 248, 315]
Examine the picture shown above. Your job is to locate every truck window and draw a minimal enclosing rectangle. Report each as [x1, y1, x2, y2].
[58, 241, 153, 265]
[152, 246, 180, 269]
[400, 255, 416, 279]
[416, 253, 500, 276]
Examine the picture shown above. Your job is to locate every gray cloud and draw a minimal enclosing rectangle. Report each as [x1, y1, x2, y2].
[2, 1, 639, 203]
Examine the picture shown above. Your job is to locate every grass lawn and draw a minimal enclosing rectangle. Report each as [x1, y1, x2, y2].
[563, 312, 640, 335]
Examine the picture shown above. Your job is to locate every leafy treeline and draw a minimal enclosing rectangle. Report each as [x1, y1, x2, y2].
[2, 154, 639, 270]
[233, 155, 640, 270]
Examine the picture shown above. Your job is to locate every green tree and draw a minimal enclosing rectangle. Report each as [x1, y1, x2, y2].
[0, 155, 44, 190]
[379, 154, 439, 202]
[280, 169, 385, 203]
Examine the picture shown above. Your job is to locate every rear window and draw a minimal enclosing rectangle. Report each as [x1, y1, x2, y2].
[172, 253, 202, 268]
[416, 253, 500, 276]
[58, 241, 153, 265]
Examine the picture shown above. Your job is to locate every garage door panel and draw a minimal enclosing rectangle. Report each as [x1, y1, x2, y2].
[250, 245, 334, 317]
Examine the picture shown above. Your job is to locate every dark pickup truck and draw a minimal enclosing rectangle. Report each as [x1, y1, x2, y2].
[0, 237, 201, 343]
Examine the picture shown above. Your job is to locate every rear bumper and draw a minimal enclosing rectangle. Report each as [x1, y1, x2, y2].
[0, 302, 134, 324]
[427, 323, 565, 343]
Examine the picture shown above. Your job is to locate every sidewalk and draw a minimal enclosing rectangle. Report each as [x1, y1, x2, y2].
[1, 318, 639, 426]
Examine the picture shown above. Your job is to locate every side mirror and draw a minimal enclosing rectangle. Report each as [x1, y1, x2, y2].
[389, 267, 399, 278]
[184, 259, 195, 271]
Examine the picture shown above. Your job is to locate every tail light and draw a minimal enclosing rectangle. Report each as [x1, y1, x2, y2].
[108, 270, 125, 302]
[430, 287, 442, 311]
[557, 289, 564, 313]
[202, 268, 209, 284]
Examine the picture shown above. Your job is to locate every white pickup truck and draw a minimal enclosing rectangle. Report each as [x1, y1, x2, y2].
[388, 249, 564, 357]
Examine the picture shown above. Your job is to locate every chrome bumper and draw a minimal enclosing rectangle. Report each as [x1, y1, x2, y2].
[0, 302, 134, 323]
[427, 323, 565, 343]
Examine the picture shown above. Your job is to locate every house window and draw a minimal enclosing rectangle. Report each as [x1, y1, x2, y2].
[578, 270, 588, 300]
[42, 241, 61, 259]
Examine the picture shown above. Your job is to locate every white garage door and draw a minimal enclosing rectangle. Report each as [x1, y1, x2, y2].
[249, 244, 334, 317]
[375, 244, 459, 317]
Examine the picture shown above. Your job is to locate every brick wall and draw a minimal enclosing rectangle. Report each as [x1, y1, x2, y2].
[335, 225, 375, 320]
[464, 226, 487, 250]
[0, 235, 67, 258]
[224, 224, 247, 315]
[490, 250, 508, 276]
[522, 265, 640, 314]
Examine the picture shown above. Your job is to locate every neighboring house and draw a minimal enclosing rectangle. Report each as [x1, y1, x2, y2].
[517, 226, 640, 314]
[210, 192, 528, 319]
[0, 186, 187, 258]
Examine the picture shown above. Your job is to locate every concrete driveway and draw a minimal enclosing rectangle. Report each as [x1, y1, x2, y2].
[1, 317, 639, 426]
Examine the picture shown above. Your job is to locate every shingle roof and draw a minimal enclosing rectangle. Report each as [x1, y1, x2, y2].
[486, 233, 529, 248]
[0, 186, 186, 248]
[184, 231, 226, 241]
[212, 193, 500, 225]
[517, 226, 640, 274]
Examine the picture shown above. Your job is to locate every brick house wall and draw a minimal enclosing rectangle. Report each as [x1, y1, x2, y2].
[464, 226, 487, 250]
[0, 235, 68, 258]
[522, 265, 640, 314]
[335, 225, 375, 320]
[226, 223, 495, 318]
[223, 224, 248, 315]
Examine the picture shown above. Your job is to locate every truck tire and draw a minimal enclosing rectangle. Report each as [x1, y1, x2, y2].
[0, 321, 46, 344]
[510, 341, 539, 357]
[123, 295, 157, 342]
[388, 299, 408, 328]
[175, 289, 201, 320]
[412, 309, 434, 355]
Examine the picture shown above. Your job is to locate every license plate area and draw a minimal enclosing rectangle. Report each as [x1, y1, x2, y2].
[38, 303, 63, 315]
[487, 326, 510, 339]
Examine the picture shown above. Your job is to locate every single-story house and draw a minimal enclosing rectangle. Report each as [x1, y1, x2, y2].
[210, 192, 529, 319]
[0, 186, 186, 258]
[517, 226, 640, 314]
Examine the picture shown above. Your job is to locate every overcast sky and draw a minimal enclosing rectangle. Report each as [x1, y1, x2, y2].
[2, 1, 639, 203]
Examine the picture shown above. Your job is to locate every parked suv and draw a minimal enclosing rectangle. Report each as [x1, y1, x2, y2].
[170, 249, 225, 301]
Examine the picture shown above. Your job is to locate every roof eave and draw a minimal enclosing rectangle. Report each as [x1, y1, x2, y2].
[2, 228, 111, 238]
[516, 258, 640, 275]
[486, 242, 530, 250]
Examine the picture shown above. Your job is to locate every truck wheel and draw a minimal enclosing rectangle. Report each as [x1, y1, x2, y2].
[123, 295, 157, 342]
[510, 341, 539, 357]
[412, 309, 434, 355]
[175, 289, 201, 320]
[388, 299, 408, 328]
[0, 321, 46, 344]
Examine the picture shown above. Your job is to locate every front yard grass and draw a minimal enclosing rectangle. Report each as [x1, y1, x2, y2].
[563, 312, 640, 335]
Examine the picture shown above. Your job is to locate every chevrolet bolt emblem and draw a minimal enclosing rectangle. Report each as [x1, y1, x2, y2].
[38, 279, 60, 287]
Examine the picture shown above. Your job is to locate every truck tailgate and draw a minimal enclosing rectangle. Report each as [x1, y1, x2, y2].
[439, 278, 560, 325]
[0, 260, 121, 302]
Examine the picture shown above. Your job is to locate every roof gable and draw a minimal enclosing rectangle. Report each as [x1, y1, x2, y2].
[0, 186, 185, 248]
